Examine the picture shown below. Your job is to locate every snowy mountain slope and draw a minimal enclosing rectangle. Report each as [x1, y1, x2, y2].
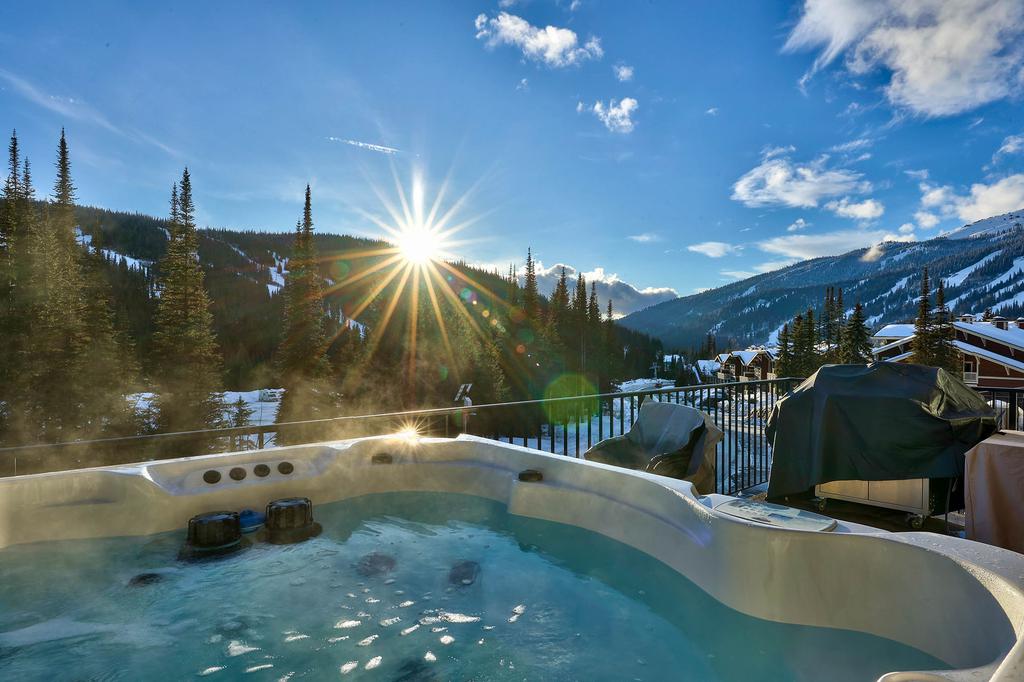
[943, 209, 1024, 240]
[621, 213, 1024, 351]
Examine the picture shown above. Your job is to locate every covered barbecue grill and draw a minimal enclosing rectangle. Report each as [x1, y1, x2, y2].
[766, 363, 998, 501]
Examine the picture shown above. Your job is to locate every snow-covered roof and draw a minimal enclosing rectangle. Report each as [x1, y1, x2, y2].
[716, 353, 731, 363]
[695, 359, 721, 373]
[954, 321, 1024, 351]
[954, 340, 1024, 373]
[872, 335, 915, 356]
[872, 323, 915, 339]
[733, 350, 760, 366]
[880, 351, 913, 363]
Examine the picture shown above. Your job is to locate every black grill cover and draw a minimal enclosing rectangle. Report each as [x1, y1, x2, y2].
[766, 363, 997, 498]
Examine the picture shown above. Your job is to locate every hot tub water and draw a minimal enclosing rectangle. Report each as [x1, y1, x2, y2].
[0, 492, 949, 680]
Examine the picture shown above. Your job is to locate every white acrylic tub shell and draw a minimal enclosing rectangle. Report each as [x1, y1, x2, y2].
[0, 434, 1022, 682]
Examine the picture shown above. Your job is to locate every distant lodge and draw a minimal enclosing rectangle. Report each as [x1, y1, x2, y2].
[872, 315, 1024, 390]
[702, 314, 1024, 390]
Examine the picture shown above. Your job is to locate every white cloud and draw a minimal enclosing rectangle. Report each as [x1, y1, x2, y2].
[914, 174, 1024, 225]
[915, 210, 940, 228]
[628, 232, 660, 243]
[787, 218, 809, 232]
[589, 97, 638, 133]
[613, 64, 634, 82]
[784, 0, 1024, 116]
[516, 77, 529, 91]
[956, 174, 1024, 222]
[326, 137, 400, 155]
[758, 229, 894, 260]
[732, 149, 870, 208]
[530, 262, 677, 315]
[687, 241, 741, 258]
[570, 0, 582, 10]
[898, 222, 916, 235]
[474, 12, 603, 68]
[825, 196, 885, 220]
[705, 107, 719, 116]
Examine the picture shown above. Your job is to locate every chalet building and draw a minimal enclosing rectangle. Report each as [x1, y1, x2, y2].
[872, 316, 1024, 389]
[715, 348, 776, 382]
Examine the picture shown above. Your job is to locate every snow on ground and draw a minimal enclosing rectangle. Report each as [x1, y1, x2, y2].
[989, 257, 1024, 289]
[868, 275, 910, 305]
[75, 227, 152, 271]
[944, 251, 1002, 288]
[222, 388, 283, 426]
[993, 289, 1024, 313]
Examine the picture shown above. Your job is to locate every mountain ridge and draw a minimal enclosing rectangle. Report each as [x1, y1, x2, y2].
[620, 209, 1024, 352]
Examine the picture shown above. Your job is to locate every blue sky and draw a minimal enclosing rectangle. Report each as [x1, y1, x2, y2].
[2, 0, 1023, 310]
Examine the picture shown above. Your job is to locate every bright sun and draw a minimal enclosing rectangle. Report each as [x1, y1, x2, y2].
[397, 226, 440, 265]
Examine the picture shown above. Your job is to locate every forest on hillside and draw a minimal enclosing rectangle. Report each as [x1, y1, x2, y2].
[0, 129, 662, 453]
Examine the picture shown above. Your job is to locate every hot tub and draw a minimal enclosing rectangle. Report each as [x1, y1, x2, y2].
[0, 434, 1022, 680]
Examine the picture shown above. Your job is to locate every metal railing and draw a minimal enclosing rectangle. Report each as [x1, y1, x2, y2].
[0, 378, 800, 495]
[975, 387, 1024, 431]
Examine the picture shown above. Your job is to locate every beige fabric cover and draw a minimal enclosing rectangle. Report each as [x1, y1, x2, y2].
[965, 430, 1024, 553]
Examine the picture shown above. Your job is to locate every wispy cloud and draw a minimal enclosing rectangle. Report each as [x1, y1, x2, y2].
[829, 137, 871, 153]
[0, 67, 180, 157]
[687, 241, 741, 258]
[705, 107, 719, 116]
[326, 137, 401, 155]
[628, 232, 661, 243]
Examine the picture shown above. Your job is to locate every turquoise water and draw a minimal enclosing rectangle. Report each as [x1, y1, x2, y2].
[0, 492, 949, 681]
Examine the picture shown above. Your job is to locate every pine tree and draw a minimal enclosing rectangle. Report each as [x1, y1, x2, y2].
[522, 247, 539, 323]
[230, 395, 255, 428]
[932, 278, 958, 374]
[547, 266, 570, 340]
[276, 186, 331, 439]
[22, 130, 93, 440]
[506, 263, 520, 306]
[152, 169, 224, 440]
[790, 314, 805, 375]
[0, 131, 24, 440]
[775, 323, 793, 376]
[838, 302, 872, 364]
[802, 308, 820, 375]
[911, 268, 933, 366]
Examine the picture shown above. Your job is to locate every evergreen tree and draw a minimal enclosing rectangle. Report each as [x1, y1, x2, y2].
[152, 169, 224, 439]
[838, 302, 872, 364]
[24, 130, 91, 440]
[775, 323, 793, 376]
[547, 266, 570, 339]
[0, 131, 24, 440]
[522, 247, 539, 322]
[790, 314, 805, 375]
[276, 185, 331, 438]
[932, 278, 958, 373]
[230, 395, 255, 428]
[802, 308, 819, 375]
[911, 268, 933, 366]
[505, 263, 520, 306]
